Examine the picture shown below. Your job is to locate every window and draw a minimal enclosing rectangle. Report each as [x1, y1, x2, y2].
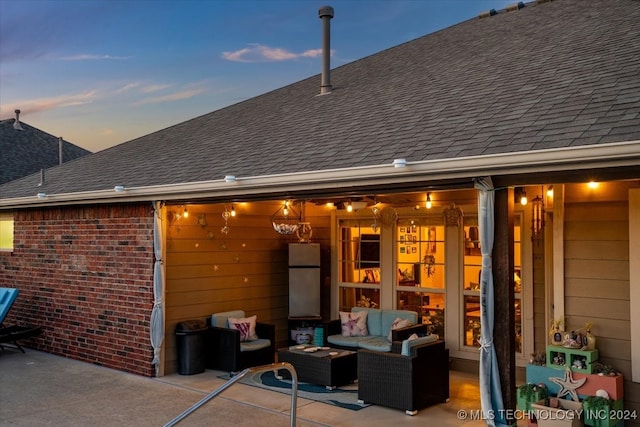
[0, 212, 14, 252]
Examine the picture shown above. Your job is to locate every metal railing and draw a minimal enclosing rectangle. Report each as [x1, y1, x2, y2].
[164, 362, 298, 427]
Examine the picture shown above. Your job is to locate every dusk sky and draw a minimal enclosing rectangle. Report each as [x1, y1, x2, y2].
[1, 0, 513, 153]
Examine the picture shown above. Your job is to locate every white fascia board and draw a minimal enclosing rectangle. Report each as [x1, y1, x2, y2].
[2, 140, 639, 209]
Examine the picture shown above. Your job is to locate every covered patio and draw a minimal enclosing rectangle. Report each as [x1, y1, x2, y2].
[0, 347, 522, 426]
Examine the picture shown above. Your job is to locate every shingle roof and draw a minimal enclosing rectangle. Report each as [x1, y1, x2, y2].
[0, 119, 91, 185]
[1, 0, 639, 200]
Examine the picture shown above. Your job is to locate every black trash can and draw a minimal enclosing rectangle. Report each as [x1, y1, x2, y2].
[175, 319, 208, 375]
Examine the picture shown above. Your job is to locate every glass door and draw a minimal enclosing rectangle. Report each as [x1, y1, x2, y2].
[462, 216, 523, 354]
[395, 219, 445, 336]
[337, 219, 381, 311]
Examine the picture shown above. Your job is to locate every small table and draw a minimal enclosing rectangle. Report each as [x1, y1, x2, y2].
[277, 345, 357, 389]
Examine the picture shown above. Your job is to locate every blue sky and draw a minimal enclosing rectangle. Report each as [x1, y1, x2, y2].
[1, 0, 513, 152]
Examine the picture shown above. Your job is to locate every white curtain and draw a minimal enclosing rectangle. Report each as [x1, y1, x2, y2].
[474, 177, 507, 427]
[151, 201, 166, 376]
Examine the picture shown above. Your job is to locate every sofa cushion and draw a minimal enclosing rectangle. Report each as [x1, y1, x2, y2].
[353, 307, 382, 336]
[239, 338, 271, 352]
[357, 336, 392, 352]
[339, 311, 368, 337]
[327, 334, 375, 348]
[211, 310, 246, 328]
[401, 334, 439, 356]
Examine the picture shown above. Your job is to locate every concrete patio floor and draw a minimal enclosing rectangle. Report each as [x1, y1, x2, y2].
[0, 347, 503, 426]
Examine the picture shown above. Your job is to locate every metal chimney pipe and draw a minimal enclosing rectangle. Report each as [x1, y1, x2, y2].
[13, 109, 24, 130]
[58, 137, 63, 165]
[318, 6, 334, 95]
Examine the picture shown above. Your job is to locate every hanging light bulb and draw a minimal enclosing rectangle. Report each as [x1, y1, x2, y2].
[183, 206, 189, 218]
[426, 193, 432, 209]
[520, 190, 528, 206]
[546, 185, 554, 198]
[231, 204, 236, 217]
[346, 202, 353, 213]
[283, 200, 290, 217]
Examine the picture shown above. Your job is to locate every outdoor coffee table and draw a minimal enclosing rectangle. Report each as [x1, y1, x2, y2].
[277, 345, 357, 389]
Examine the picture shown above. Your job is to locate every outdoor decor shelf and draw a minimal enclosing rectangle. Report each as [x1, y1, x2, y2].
[526, 364, 624, 401]
[546, 345, 598, 374]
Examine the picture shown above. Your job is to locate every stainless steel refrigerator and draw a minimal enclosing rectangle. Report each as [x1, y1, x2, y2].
[288, 243, 321, 318]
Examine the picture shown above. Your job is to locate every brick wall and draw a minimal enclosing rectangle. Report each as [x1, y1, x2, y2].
[0, 203, 156, 376]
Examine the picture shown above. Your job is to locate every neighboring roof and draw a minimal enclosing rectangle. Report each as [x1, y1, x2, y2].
[1, 0, 639, 206]
[0, 118, 92, 185]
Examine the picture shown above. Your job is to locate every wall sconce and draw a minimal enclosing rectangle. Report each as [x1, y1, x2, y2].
[531, 193, 545, 237]
[426, 193, 432, 209]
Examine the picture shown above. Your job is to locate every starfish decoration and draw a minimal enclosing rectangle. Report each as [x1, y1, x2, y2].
[549, 367, 586, 402]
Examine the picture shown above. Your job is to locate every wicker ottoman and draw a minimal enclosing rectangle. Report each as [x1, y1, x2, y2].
[277, 346, 357, 389]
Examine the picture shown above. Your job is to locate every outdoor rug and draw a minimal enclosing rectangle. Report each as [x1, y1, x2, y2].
[219, 371, 370, 411]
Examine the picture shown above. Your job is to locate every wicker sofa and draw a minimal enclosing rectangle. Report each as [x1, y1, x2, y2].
[357, 338, 450, 415]
[324, 307, 426, 352]
[205, 310, 275, 373]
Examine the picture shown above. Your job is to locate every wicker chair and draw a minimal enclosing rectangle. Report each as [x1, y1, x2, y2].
[357, 339, 450, 415]
[205, 310, 275, 373]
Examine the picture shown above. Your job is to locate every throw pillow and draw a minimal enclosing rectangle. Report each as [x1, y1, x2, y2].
[228, 315, 258, 341]
[387, 316, 411, 342]
[339, 311, 368, 337]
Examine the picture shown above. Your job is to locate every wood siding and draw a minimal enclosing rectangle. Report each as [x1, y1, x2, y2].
[563, 181, 638, 423]
[163, 202, 331, 374]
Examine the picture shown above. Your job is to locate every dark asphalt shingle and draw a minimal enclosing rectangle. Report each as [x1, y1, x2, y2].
[1, 0, 639, 199]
